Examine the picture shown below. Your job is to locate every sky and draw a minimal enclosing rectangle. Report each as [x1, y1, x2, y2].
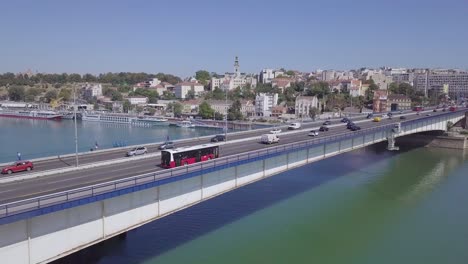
[1, 0, 467, 77]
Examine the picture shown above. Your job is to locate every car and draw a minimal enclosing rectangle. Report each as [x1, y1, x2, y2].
[366, 113, 374, 119]
[416, 112, 421, 115]
[308, 130, 319, 137]
[426, 113, 431, 116]
[341, 118, 349, 123]
[373, 117, 381, 122]
[261, 134, 279, 144]
[346, 122, 355, 129]
[433, 109, 437, 112]
[319, 126, 329, 132]
[288, 122, 301, 130]
[126, 146, 148, 156]
[442, 108, 447, 112]
[270, 128, 282, 134]
[1, 161, 34, 174]
[387, 112, 393, 117]
[323, 120, 331, 126]
[211, 134, 226, 142]
[158, 141, 175, 150]
[350, 125, 361, 131]
[400, 116, 407, 120]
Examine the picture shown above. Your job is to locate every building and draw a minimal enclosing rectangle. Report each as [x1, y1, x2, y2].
[349, 80, 363, 97]
[211, 57, 257, 91]
[295, 96, 319, 118]
[271, 106, 287, 118]
[271, 78, 292, 92]
[413, 72, 468, 98]
[180, 99, 202, 114]
[255, 93, 278, 117]
[207, 100, 232, 115]
[174, 82, 205, 99]
[240, 100, 255, 117]
[128, 96, 148, 105]
[259, 69, 284, 84]
[321, 70, 336, 81]
[82, 83, 102, 99]
[372, 90, 388, 113]
[387, 94, 411, 111]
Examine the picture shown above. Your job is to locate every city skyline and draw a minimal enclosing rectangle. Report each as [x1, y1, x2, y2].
[1, 0, 467, 77]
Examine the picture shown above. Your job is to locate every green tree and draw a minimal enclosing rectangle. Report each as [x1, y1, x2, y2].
[186, 90, 196, 100]
[167, 102, 183, 116]
[111, 91, 123, 101]
[123, 100, 131, 113]
[162, 91, 176, 100]
[195, 70, 210, 85]
[25, 88, 41, 102]
[286, 70, 295, 76]
[198, 101, 215, 119]
[227, 99, 243, 121]
[58, 88, 71, 101]
[309, 107, 319, 120]
[44, 90, 58, 103]
[8, 86, 25, 101]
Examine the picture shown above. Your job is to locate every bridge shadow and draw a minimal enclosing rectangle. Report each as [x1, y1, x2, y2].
[52, 142, 426, 264]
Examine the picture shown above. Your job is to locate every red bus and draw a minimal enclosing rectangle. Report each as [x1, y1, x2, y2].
[161, 144, 219, 168]
[449, 106, 457, 112]
[413, 106, 424, 111]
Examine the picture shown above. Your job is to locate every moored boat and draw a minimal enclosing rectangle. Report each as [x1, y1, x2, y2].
[0, 109, 62, 120]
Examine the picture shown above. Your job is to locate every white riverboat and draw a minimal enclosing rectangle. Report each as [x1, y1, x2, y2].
[176, 120, 196, 128]
[0, 109, 62, 120]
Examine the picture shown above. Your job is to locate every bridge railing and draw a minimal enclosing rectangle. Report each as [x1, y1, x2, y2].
[0, 110, 465, 221]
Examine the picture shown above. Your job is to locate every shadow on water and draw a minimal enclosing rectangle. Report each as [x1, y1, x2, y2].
[53, 142, 430, 264]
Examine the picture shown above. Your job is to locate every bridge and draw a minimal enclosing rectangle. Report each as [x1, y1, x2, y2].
[0, 109, 466, 263]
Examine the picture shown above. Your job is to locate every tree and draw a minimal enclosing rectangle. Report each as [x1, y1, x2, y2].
[198, 101, 215, 119]
[227, 99, 243, 121]
[161, 91, 176, 100]
[286, 70, 295, 76]
[44, 90, 58, 103]
[167, 102, 183, 117]
[25, 88, 41, 102]
[186, 90, 196, 100]
[111, 91, 123, 101]
[8, 86, 26, 101]
[123, 100, 131, 113]
[58, 88, 72, 101]
[195, 70, 210, 85]
[309, 107, 319, 120]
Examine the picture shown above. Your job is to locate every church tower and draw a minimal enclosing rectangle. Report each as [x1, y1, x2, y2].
[234, 56, 240, 77]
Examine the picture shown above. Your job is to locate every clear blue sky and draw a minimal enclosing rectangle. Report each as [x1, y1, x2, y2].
[1, 0, 467, 77]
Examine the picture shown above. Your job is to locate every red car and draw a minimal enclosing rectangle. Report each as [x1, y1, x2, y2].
[1, 161, 34, 175]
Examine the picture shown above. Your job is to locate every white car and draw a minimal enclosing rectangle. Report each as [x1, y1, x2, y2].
[288, 122, 301, 130]
[126, 146, 148, 156]
[308, 130, 319, 137]
[270, 128, 282, 134]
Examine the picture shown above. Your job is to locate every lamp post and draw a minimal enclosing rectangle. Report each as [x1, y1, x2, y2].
[225, 88, 228, 143]
[73, 84, 79, 167]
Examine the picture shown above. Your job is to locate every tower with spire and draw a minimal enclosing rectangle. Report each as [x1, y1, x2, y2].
[234, 56, 240, 77]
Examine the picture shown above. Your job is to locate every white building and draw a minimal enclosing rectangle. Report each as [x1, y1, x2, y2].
[259, 69, 286, 84]
[174, 82, 205, 99]
[82, 83, 102, 99]
[349, 79, 363, 97]
[128, 96, 148, 105]
[295, 96, 319, 118]
[210, 57, 257, 91]
[255, 93, 278, 117]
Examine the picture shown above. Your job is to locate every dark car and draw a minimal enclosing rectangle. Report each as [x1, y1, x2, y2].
[433, 109, 437, 112]
[400, 115, 407, 120]
[323, 120, 332, 126]
[341, 118, 349, 123]
[350, 125, 361, 131]
[211, 135, 226, 142]
[346, 122, 355, 129]
[1, 161, 34, 174]
[366, 113, 374, 119]
[319, 126, 329, 132]
[442, 108, 447, 112]
[158, 141, 175, 150]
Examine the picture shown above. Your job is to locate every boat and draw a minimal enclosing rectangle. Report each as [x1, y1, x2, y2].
[81, 112, 135, 124]
[0, 109, 62, 120]
[137, 116, 168, 123]
[176, 120, 196, 128]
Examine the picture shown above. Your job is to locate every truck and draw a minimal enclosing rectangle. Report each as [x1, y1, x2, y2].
[261, 134, 280, 144]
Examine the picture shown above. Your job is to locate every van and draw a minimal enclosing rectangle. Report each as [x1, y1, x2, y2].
[261, 134, 280, 144]
[288, 122, 301, 130]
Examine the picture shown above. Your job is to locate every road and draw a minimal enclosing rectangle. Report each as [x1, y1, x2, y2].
[0, 109, 447, 204]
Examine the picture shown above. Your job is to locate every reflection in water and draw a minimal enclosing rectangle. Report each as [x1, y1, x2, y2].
[53, 145, 468, 264]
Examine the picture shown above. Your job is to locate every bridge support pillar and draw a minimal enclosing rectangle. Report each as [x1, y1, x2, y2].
[387, 133, 399, 151]
[464, 112, 468, 129]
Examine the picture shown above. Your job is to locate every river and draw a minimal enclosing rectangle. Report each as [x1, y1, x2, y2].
[50, 141, 468, 264]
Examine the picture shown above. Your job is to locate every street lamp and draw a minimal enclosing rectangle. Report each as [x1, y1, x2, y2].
[73, 84, 79, 167]
[224, 88, 228, 143]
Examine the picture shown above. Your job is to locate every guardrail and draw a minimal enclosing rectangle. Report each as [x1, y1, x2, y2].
[0, 110, 465, 222]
